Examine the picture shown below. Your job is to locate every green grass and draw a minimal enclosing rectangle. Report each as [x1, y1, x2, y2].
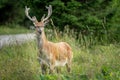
[0, 28, 120, 80]
[0, 25, 31, 35]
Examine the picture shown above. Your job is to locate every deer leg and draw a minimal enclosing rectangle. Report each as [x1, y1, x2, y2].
[66, 59, 72, 73]
[56, 67, 61, 73]
[66, 50, 73, 73]
[49, 64, 55, 74]
[37, 57, 48, 74]
[41, 63, 47, 74]
[66, 64, 71, 73]
[49, 60, 55, 74]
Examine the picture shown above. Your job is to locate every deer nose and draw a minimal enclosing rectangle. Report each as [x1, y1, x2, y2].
[38, 28, 42, 34]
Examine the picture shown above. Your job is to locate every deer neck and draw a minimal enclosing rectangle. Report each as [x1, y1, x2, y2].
[37, 30, 48, 50]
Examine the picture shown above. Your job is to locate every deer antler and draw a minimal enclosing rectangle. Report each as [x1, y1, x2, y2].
[25, 6, 38, 22]
[41, 5, 52, 22]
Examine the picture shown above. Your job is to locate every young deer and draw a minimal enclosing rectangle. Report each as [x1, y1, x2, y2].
[25, 5, 73, 74]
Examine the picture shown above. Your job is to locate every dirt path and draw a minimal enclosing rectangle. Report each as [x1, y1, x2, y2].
[0, 33, 36, 48]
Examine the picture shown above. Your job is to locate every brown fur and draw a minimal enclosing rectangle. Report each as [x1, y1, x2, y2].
[37, 30, 73, 74]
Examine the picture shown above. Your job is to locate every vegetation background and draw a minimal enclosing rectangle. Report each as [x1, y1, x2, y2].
[0, 0, 120, 42]
[0, 0, 120, 80]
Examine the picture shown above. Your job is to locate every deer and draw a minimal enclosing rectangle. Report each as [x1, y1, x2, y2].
[25, 5, 73, 74]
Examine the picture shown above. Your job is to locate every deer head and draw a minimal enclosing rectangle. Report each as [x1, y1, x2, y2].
[25, 5, 52, 34]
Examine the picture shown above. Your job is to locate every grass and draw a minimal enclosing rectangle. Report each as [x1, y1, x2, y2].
[0, 25, 31, 35]
[0, 27, 120, 80]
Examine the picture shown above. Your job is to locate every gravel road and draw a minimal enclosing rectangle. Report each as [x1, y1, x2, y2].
[0, 33, 36, 48]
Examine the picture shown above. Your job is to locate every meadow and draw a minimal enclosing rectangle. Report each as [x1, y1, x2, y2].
[0, 24, 31, 35]
[0, 27, 120, 80]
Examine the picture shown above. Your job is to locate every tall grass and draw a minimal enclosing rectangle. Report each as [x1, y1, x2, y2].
[0, 27, 120, 80]
[0, 41, 40, 80]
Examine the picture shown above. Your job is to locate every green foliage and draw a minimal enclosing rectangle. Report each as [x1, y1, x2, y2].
[107, 0, 120, 42]
[0, 0, 120, 42]
[0, 0, 9, 8]
[0, 41, 39, 80]
[0, 0, 25, 24]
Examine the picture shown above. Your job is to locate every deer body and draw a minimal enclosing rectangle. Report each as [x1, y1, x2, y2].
[25, 5, 73, 74]
[37, 30, 72, 73]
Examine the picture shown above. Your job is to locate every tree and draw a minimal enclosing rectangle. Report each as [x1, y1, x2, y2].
[0, 0, 119, 42]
